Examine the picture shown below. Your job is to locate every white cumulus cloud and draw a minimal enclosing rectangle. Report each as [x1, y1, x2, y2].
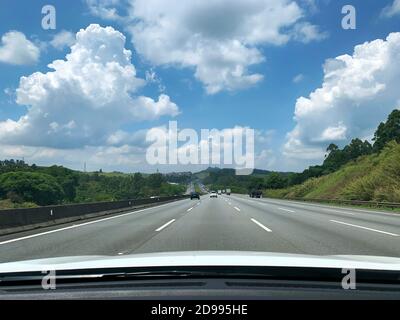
[293, 73, 305, 83]
[0, 31, 40, 65]
[291, 22, 328, 43]
[87, 0, 327, 94]
[85, 0, 127, 21]
[381, 0, 400, 18]
[50, 30, 76, 50]
[0, 24, 179, 149]
[284, 32, 400, 163]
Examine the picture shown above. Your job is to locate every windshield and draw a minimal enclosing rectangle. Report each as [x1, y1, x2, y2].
[0, 0, 400, 272]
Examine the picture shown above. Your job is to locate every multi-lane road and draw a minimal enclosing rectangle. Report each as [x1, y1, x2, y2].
[0, 194, 399, 263]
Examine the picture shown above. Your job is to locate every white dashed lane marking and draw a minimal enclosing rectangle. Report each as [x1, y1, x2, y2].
[155, 219, 176, 232]
[251, 218, 272, 232]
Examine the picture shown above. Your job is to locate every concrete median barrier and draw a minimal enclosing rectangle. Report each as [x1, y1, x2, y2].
[0, 195, 189, 236]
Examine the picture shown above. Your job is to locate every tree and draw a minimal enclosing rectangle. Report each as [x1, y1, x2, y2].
[321, 139, 372, 174]
[39, 165, 79, 201]
[342, 138, 372, 160]
[0, 159, 29, 174]
[147, 173, 165, 190]
[6, 191, 23, 203]
[265, 173, 287, 189]
[132, 173, 145, 196]
[326, 143, 339, 154]
[323, 143, 345, 172]
[247, 177, 265, 191]
[0, 172, 64, 205]
[373, 109, 400, 152]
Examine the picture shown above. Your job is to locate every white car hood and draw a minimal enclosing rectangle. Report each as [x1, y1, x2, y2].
[0, 251, 400, 273]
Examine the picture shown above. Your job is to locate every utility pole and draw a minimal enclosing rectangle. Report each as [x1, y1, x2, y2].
[84, 162, 86, 172]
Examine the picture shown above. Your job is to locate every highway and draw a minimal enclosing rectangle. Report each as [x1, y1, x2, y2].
[0, 194, 399, 263]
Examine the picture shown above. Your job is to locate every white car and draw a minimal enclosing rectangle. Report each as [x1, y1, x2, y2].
[210, 191, 218, 198]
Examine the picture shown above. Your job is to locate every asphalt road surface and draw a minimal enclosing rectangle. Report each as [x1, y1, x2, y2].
[0, 194, 399, 263]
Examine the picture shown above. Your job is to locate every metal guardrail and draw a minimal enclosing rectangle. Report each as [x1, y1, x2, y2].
[285, 197, 400, 210]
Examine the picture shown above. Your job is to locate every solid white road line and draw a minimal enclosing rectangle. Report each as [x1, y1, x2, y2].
[0, 201, 184, 246]
[278, 207, 295, 213]
[251, 218, 272, 232]
[253, 197, 357, 216]
[327, 210, 354, 216]
[234, 207, 241, 212]
[330, 220, 399, 237]
[155, 219, 176, 232]
[261, 197, 398, 217]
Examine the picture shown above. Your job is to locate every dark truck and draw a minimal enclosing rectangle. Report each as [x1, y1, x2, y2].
[249, 190, 263, 198]
[190, 192, 200, 200]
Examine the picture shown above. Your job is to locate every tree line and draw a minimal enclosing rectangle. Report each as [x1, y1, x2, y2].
[0, 164, 185, 206]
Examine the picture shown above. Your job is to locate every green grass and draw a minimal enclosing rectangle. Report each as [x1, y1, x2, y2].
[194, 184, 203, 194]
[264, 141, 400, 203]
[0, 199, 38, 209]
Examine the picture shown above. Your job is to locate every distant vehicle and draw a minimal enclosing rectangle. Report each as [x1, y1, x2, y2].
[217, 190, 222, 195]
[190, 192, 200, 200]
[226, 188, 231, 195]
[222, 189, 226, 194]
[249, 190, 262, 198]
[210, 191, 218, 198]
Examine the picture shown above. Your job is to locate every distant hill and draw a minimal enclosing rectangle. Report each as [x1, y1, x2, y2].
[194, 167, 291, 179]
[194, 167, 294, 194]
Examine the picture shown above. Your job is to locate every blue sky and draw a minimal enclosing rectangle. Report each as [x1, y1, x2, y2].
[0, 0, 399, 173]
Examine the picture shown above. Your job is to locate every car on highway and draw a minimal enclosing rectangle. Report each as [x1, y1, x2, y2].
[249, 190, 263, 198]
[210, 191, 218, 198]
[190, 192, 200, 200]
[226, 188, 231, 195]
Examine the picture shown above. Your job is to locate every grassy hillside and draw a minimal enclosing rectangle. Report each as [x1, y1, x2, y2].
[264, 141, 400, 202]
